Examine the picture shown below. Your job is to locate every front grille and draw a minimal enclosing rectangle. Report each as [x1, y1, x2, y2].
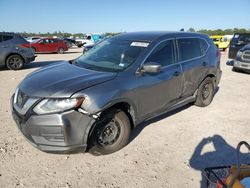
[242, 50, 250, 62]
[13, 88, 39, 115]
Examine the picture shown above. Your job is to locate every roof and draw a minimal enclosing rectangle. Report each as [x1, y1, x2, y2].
[112, 31, 208, 42]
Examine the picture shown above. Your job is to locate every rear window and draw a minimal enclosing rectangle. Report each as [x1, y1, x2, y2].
[178, 38, 208, 61]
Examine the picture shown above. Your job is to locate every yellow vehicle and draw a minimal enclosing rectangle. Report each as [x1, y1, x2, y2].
[210, 35, 233, 51]
[218, 35, 233, 51]
[210, 35, 223, 48]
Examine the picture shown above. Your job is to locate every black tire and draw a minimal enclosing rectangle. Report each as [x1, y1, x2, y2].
[88, 109, 131, 155]
[57, 47, 64, 54]
[195, 77, 215, 107]
[6, 54, 24, 70]
[233, 67, 239, 72]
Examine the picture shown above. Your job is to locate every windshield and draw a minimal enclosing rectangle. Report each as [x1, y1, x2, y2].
[74, 39, 149, 72]
[231, 34, 250, 45]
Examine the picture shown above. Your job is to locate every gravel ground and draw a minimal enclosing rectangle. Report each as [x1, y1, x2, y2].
[0, 48, 249, 188]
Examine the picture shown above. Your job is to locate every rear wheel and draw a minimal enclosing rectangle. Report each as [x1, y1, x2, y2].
[57, 47, 64, 54]
[195, 77, 215, 107]
[31, 47, 36, 53]
[6, 54, 24, 70]
[88, 109, 131, 155]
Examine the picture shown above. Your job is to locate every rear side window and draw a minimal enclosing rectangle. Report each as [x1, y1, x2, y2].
[146, 40, 175, 67]
[178, 38, 208, 61]
[2, 35, 13, 42]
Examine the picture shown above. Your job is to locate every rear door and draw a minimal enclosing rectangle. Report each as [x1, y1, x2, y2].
[50, 39, 60, 52]
[136, 39, 183, 120]
[0, 34, 14, 65]
[177, 37, 209, 98]
[229, 34, 250, 59]
[34, 39, 47, 52]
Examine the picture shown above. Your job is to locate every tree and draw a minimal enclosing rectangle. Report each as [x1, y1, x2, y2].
[188, 28, 195, 32]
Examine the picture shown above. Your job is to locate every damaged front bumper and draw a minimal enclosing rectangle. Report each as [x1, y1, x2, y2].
[11, 96, 96, 153]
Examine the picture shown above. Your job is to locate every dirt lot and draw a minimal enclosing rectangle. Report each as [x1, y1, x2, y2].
[0, 48, 249, 188]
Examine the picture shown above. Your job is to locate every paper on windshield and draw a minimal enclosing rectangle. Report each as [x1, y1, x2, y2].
[130, 42, 149, 47]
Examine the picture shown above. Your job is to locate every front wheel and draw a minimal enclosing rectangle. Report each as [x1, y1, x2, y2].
[57, 47, 65, 54]
[195, 77, 215, 107]
[233, 67, 240, 72]
[88, 109, 131, 155]
[6, 54, 24, 70]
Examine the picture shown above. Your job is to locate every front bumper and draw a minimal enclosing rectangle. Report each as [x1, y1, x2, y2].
[25, 55, 36, 64]
[11, 96, 95, 153]
[234, 60, 250, 71]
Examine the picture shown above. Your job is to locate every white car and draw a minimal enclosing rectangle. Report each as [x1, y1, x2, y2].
[75, 34, 103, 47]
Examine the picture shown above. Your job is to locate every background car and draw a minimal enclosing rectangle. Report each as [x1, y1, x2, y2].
[228, 33, 250, 59]
[75, 34, 104, 47]
[210, 35, 223, 48]
[26, 38, 68, 54]
[0, 32, 36, 70]
[63, 38, 76, 48]
[233, 44, 250, 72]
[218, 34, 233, 51]
[25, 37, 42, 43]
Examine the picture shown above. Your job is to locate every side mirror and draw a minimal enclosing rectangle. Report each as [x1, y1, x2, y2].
[142, 62, 161, 74]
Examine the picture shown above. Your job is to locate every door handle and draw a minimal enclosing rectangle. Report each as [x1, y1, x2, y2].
[2, 46, 8, 48]
[202, 62, 207, 67]
[174, 71, 180, 76]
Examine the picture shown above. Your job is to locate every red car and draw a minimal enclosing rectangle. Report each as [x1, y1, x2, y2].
[27, 38, 68, 54]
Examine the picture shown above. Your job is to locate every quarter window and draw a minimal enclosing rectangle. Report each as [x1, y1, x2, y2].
[200, 39, 209, 54]
[178, 38, 208, 61]
[146, 40, 175, 67]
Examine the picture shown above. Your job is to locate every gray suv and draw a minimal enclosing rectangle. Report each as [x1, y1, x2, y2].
[11, 31, 222, 155]
[0, 32, 36, 70]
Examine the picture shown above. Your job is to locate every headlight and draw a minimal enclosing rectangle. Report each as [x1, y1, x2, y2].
[237, 51, 243, 57]
[33, 98, 84, 114]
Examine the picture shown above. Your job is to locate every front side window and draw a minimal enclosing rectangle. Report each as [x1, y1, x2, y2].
[178, 38, 204, 61]
[238, 35, 250, 44]
[145, 40, 175, 67]
[74, 39, 148, 72]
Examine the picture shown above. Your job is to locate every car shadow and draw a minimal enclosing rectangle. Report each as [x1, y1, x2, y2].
[24, 60, 64, 69]
[189, 135, 249, 187]
[0, 60, 65, 71]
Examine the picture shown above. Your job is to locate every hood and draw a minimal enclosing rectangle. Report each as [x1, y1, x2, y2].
[240, 44, 250, 51]
[19, 61, 117, 98]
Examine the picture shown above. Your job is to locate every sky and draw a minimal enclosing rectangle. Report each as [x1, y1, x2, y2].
[0, 0, 250, 34]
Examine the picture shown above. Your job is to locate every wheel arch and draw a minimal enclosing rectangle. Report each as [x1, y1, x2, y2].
[5, 53, 25, 66]
[99, 100, 136, 129]
[85, 100, 136, 151]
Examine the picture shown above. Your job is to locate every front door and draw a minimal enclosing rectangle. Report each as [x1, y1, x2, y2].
[136, 39, 183, 120]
